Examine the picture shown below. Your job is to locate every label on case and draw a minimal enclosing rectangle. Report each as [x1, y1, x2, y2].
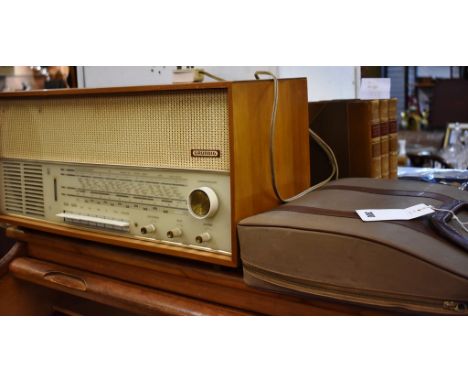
[356, 203, 434, 222]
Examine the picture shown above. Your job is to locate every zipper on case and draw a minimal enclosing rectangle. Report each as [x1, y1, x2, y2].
[243, 262, 467, 315]
[443, 301, 467, 313]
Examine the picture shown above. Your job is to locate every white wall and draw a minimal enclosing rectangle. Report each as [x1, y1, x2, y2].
[77, 66, 174, 88]
[278, 66, 359, 101]
[77, 66, 359, 101]
[77, 66, 278, 88]
[197, 66, 279, 81]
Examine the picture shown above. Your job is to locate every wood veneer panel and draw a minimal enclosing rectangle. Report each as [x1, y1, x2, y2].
[0, 82, 231, 98]
[230, 79, 310, 225]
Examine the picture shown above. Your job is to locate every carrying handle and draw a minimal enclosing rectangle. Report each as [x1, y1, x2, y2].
[430, 200, 468, 252]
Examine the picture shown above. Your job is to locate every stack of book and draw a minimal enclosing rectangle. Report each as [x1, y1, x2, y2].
[309, 98, 398, 185]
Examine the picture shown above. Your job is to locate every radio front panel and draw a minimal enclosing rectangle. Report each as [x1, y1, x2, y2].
[0, 160, 232, 255]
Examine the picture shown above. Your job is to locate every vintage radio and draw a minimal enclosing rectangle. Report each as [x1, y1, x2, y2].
[0, 79, 310, 267]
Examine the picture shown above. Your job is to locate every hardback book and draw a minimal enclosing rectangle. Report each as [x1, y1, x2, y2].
[309, 99, 381, 185]
[379, 99, 390, 179]
[388, 98, 398, 179]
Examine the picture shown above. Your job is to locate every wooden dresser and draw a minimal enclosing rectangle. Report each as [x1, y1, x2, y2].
[0, 226, 391, 316]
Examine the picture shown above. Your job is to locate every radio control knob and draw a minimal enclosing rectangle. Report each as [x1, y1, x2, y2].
[167, 227, 182, 238]
[195, 232, 211, 244]
[140, 224, 156, 234]
[187, 187, 219, 219]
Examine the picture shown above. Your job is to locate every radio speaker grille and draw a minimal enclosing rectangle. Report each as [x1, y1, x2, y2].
[2, 161, 44, 217]
[0, 89, 229, 171]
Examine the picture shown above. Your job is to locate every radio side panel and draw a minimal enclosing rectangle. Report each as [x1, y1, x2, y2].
[230, 79, 310, 226]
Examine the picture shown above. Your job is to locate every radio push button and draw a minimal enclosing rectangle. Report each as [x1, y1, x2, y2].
[195, 232, 211, 244]
[166, 227, 182, 238]
[56, 212, 129, 232]
[140, 224, 156, 234]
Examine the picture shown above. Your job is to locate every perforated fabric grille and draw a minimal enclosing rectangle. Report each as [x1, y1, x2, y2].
[0, 89, 229, 171]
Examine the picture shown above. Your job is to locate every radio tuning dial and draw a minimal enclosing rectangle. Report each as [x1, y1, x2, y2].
[187, 187, 219, 219]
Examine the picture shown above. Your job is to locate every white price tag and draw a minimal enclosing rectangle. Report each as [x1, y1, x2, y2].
[356, 204, 434, 222]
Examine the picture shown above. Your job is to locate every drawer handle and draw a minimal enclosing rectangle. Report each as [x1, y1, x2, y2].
[43, 272, 87, 291]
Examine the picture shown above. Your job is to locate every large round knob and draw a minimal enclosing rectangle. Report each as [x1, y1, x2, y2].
[187, 187, 219, 219]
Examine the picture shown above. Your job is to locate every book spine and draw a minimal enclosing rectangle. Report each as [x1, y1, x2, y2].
[379, 100, 390, 179]
[388, 98, 398, 179]
[370, 100, 382, 178]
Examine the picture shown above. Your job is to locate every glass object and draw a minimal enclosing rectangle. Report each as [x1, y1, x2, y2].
[398, 139, 409, 166]
[399, 111, 408, 130]
[440, 123, 465, 168]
